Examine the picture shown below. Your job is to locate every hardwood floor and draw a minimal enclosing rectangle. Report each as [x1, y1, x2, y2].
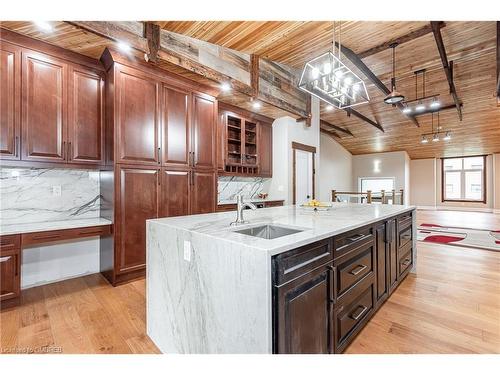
[1, 209, 499, 354]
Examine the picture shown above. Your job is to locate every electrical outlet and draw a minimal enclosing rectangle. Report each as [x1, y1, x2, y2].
[183, 240, 191, 262]
[52, 185, 62, 197]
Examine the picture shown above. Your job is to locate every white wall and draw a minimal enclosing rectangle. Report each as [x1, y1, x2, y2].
[21, 237, 100, 289]
[268, 97, 321, 205]
[319, 133, 353, 202]
[410, 158, 437, 207]
[352, 151, 410, 203]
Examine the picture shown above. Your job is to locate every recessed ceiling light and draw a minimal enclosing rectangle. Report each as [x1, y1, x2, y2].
[220, 82, 231, 92]
[34, 21, 53, 32]
[117, 41, 132, 53]
[325, 105, 334, 111]
[252, 101, 261, 109]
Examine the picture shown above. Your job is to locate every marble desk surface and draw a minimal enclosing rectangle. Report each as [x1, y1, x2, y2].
[0, 217, 113, 236]
[148, 203, 415, 256]
[217, 198, 285, 205]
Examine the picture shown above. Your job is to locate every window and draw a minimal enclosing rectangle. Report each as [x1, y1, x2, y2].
[360, 177, 395, 193]
[442, 156, 486, 202]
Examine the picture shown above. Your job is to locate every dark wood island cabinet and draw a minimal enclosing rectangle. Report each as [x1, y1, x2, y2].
[272, 210, 415, 354]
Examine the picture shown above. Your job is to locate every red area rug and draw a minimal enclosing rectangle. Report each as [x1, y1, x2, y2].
[422, 235, 464, 244]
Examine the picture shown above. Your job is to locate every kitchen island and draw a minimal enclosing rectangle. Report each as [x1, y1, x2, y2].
[146, 203, 416, 354]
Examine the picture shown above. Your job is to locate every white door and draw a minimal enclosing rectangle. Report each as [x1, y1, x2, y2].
[295, 149, 313, 205]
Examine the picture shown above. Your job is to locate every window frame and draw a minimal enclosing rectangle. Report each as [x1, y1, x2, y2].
[441, 155, 486, 203]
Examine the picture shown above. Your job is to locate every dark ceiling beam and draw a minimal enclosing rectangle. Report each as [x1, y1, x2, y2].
[409, 102, 463, 117]
[347, 108, 385, 132]
[67, 21, 310, 119]
[144, 22, 160, 62]
[320, 119, 354, 137]
[250, 54, 259, 99]
[335, 42, 420, 128]
[496, 21, 499, 101]
[295, 95, 312, 126]
[320, 128, 341, 139]
[431, 21, 463, 121]
[358, 23, 445, 59]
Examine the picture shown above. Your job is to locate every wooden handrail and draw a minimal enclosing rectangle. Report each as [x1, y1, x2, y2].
[332, 189, 404, 204]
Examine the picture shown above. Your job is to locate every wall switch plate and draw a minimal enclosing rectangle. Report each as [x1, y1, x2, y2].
[183, 240, 191, 262]
[52, 185, 62, 197]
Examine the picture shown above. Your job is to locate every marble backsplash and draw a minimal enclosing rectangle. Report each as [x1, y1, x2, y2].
[0, 167, 101, 225]
[217, 176, 271, 203]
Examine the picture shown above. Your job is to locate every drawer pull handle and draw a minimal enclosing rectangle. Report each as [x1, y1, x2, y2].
[402, 258, 411, 267]
[78, 231, 102, 236]
[33, 235, 61, 241]
[0, 256, 11, 263]
[347, 233, 365, 242]
[349, 264, 368, 276]
[350, 305, 368, 321]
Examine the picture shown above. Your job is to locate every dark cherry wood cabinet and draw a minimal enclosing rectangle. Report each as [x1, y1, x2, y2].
[258, 123, 273, 177]
[115, 65, 160, 165]
[1, 30, 105, 167]
[192, 93, 216, 170]
[0, 41, 21, 160]
[0, 235, 21, 307]
[22, 51, 67, 163]
[218, 103, 273, 177]
[100, 49, 218, 285]
[191, 170, 216, 214]
[161, 86, 191, 168]
[273, 210, 415, 354]
[115, 165, 159, 277]
[160, 168, 190, 218]
[67, 67, 104, 164]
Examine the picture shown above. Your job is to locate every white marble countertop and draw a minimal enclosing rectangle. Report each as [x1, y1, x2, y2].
[217, 198, 284, 205]
[148, 203, 415, 256]
[0, 217, 113, 236]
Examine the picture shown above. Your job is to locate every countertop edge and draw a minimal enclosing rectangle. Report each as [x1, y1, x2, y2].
[0, 218, 113, 236]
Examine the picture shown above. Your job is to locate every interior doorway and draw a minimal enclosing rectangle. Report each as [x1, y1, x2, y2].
[292, 142, 316, 205]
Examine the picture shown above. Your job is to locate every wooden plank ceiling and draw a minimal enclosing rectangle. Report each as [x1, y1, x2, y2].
[2, 21, 498, 159]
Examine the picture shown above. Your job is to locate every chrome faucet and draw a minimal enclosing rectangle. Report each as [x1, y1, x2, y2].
[230, 195, 257, 226]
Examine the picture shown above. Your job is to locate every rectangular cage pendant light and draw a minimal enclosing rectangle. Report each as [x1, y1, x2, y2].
[298, 51, 369, 109]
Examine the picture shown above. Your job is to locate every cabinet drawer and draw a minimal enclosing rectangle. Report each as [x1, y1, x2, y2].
[22, 225, 112, 246]
[336, 242, 374, 296]
[0, 247, 21, 302]
[333, 225, 374, 259]
[334, 273, 375, 351]
[273, 238, 333, 286]
[0, 235, 21, 250]
[397, 212, 412, 232]
[398, 226, 412, 249]
[398, 247, 413, 277]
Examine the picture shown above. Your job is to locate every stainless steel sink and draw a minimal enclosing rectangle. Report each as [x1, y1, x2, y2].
[233, 224, 303, 240]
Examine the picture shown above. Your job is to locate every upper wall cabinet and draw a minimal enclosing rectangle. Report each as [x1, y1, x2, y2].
[0, 31, 105, 166]
[218, 104, 273, 177]
[22, 51, 67, 163]
[68, 67, 104, 164]
[115, 65, 160, 165]
[161, 85, 190, 168]
[0, 42, 21, 160]
[192, 93, 216, 170]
